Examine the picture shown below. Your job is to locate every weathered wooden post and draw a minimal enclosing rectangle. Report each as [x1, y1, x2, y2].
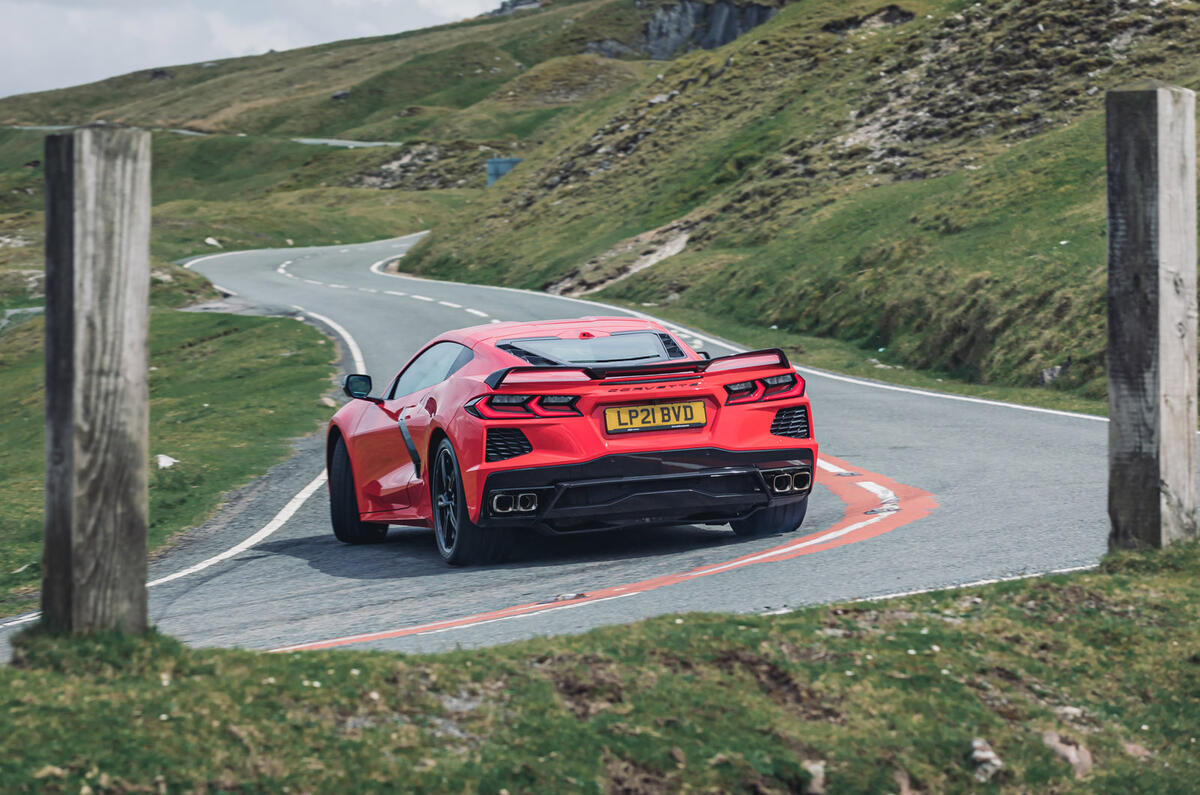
[42, 124, 151, 633]
[1106, 81, 1198, 550]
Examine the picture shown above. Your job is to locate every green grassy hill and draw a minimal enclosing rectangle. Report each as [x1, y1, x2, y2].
[404, 0, 1200, 394]
[2, 0, 1198, 393]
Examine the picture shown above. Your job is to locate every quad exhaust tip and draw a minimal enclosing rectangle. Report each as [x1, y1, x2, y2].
[491, 492, 539, 514]
[767, 468, 812, 494]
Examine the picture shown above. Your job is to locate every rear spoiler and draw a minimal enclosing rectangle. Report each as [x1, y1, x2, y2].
[484, 348, 791, 389]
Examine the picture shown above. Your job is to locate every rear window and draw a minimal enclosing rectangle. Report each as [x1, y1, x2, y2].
[498, 332, 686, 366]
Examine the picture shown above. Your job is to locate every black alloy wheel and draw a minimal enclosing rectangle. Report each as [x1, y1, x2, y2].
[431, 438, 512, 565]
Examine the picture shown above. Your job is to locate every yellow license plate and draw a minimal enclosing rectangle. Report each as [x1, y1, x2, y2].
[604, 400, 707, 433]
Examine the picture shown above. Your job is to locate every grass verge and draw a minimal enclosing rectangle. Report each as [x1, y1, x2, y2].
[625, 303, 1109, 418]
[2, 543, 1196, 792]
[0, 273, 335, 617]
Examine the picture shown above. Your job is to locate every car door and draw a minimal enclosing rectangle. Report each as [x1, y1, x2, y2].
[396, 343, 475, 495]
[352, 342, 473, 515]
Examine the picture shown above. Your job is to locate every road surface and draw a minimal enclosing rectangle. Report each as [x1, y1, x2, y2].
[0, 233, 1111, 659]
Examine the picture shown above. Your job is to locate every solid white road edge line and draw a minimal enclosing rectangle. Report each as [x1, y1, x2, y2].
[0, 613, 39, 629]
[292, 305, 367, 373]
[148, 472, 328, 587]
[1, 471, 330, 631]
[760, 564, 1101, 616]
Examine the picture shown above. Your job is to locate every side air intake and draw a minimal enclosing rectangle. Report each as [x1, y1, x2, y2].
[485, 428, 534, 462]
[770, 406, 810, 439]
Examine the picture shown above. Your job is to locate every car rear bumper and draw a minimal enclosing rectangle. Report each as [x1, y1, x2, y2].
[477, 446, 815, 532]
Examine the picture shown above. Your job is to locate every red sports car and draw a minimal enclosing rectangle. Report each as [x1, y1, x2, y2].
[327, 317, 818, 565]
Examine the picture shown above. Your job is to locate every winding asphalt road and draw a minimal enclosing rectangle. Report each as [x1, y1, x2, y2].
[0, 233, 1114, 659]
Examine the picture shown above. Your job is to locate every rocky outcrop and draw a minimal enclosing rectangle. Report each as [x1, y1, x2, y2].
[821, 5, 913, 35]
[588, 0, 780, 61]
[545, 218, 696, 296]
[348, 142, 510, 191]
[646, 0, 778, 60]
[488, 0, 540, 15]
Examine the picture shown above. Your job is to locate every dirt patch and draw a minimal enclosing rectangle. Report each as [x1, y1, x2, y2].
[537, 653, 626, 720]
[606, 755, 672, 795]
[714, 649, 841, 722]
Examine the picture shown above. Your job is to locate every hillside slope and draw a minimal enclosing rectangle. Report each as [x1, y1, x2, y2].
[0, 0, 789, 306]
[3, 0, 1198, 394]
[403, 0, 1200, 393]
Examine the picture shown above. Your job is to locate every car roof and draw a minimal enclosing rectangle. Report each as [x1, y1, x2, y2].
[442, 316, 670, 347]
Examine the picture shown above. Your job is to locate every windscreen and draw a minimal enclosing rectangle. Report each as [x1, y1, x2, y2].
[499, 332, 682, 366]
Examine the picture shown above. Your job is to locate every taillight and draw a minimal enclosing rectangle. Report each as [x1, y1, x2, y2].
[466, 395, 582, 419]
[724, 380, 764, 405]
[723, 373, 804, 404]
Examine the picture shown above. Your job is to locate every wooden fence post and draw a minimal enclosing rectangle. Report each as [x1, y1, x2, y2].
[1106, 81, 1198, 550]
[42, 124, 151, 633]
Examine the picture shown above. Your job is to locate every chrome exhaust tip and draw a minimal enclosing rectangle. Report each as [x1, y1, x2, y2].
[492, 494, 514, 513]
[517, 493, 538, 512]
[791, 470, 812, 491]
[772, 473, 793, 494]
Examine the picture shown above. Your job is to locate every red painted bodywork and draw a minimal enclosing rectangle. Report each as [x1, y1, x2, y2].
[326, 317, 818, 526]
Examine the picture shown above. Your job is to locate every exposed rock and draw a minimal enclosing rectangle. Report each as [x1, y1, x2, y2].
[488, 0, 540, 16]
[546, 219, 693, 296]
[149, 69, 174, 82]
[585, 39, 639, 58]
[970, 738, 1004, 782]
[348, 141, 497, 191]
[1042, 731, 1093, 779]
[588, 0, 779, 61]
[801, 760, 825, 794]
[1121, 740, 1152, 761]
[1040, 356, 1072, 385]
[330, 90, 352, 101]
[22, 160, 39, 169]
[822, 5, 914, 35]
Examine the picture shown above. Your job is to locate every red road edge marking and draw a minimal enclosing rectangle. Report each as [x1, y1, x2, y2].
[272, 453, 937, 652]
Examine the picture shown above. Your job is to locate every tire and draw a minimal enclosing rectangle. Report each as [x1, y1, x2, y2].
[730, 496, 808, 538]
[329, 436, 389, 544]
[431, 438, 511, 566]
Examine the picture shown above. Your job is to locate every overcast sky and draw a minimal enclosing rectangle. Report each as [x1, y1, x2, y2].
[0, 0, 500, 100]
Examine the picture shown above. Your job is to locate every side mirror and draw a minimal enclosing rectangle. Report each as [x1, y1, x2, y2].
[698, 351, 711, 359]
[342, 373, 373, 400]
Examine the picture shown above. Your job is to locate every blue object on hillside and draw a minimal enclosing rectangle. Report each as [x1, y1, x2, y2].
[486, 157, 523, 186]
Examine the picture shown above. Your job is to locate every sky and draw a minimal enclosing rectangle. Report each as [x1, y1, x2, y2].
[0, 0, 500, 100]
